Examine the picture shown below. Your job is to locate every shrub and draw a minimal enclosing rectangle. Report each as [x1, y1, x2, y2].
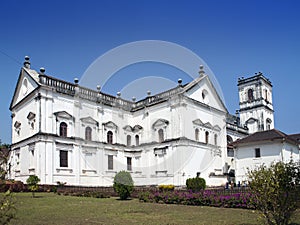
[26, 175, 40, 198]
[248, 161, 300, 225]
[0, 190, 15, 225]
[113, 171, 134, 200]
[158, 184, 175, 192]
[186, 177, 206, 192]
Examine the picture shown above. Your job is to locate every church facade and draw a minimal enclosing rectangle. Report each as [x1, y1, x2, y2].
[8, 57, 278, 187]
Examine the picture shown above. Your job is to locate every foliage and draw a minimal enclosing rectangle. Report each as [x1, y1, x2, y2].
[113, 171, 134, 200]
[139, 189, 253, 209]
[0, 191, 15, 225]
[186, 177, 206, 192]
[26, 175, 40, 198]
[248, 161, 300, 225]
[0, 144, 16, 225]
[158, 184, 174, 192]
[0, 145, 10, 180]
[58, 190, 110, 198]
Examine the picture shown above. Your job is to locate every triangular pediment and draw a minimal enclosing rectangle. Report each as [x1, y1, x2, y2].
[213, 125, 221, 132]
[204, 122, 213, 129]
[152, 119, 169, 129]
[27, 112, 36, 120]
[103, 121, 118, 130]
[192, 119, 204, 126]
[54, 111, 74, 120]
[183, 75, 227, 113]
[80, 116, 98, 126]
[123, 125, 133, 132]
[10, 68, 40, 110]
[14, 121, 21, 129]
[133, 125, 143, 132]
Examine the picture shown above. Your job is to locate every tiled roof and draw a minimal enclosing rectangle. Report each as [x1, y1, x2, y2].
[288, 133, 300, 143]
[232, 129, 298, 146]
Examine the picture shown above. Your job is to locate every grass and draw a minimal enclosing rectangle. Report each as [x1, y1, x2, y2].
[8, 192, 300, 225]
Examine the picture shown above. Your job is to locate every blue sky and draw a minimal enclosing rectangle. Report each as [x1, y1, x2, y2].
[1, 0, 299, 144]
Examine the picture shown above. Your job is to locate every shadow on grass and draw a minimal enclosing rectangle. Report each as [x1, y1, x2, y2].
[116, 198, 133, 201]
[31, 195, 45, 198]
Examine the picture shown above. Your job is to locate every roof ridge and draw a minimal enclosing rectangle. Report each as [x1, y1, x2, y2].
[272, 129, 288, 137]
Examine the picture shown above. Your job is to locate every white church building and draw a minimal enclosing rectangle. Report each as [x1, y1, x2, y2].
[8, 56, 297, 187]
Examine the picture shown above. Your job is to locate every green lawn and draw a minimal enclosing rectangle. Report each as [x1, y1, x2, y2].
[8, 192, 300, 225]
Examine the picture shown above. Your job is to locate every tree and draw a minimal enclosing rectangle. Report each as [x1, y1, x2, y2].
[248, 161, 300, 225]
[0, 144, 15, 225]
[26, 175, 40, 198]
[0, 191, 15, 225]
[0, 144, 10, 180]
[113, 171, 134, 200]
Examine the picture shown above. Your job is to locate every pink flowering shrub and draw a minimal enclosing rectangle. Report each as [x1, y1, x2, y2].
[139, 189, 254, 209]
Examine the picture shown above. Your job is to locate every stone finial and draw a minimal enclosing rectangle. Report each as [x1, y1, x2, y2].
[23, 56, 31, 69]
[199, 65, 205, 77]
[117, 92, 121, 98]
[40, 67, 45, 74]
[178, 78, 182, 86]
[132, 97, 136, 102]
[96, 85, 101, 92]
[147, 90, 151, 96]
[74, 78, 79, 84]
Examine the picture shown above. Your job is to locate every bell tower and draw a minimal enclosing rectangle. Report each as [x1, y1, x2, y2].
[237, 72, 274, 134]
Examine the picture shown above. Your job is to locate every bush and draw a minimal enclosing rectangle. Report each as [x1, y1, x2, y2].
[158, 184, 175, 192]
[0, 191, 15, 225]
[26, 175, 40, 198]
[248, 161, 300, 225]
[186, 177, 206, 192]
[113, 171, 134, 200]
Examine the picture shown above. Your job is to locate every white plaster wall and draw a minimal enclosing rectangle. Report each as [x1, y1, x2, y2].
[12, 98, 38, 143]
[235, 142, 299, 183]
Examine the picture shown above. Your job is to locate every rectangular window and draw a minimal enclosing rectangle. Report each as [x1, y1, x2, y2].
[255, 148, 261, 158]
[127, 157, 132, 171]
[60, 150, 68, 167]
[108, 155, 113, 170]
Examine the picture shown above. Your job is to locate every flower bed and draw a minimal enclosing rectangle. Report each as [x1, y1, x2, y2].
[139, 189, 254, 209]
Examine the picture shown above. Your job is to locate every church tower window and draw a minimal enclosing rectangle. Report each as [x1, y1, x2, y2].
[248, 89, 254, 101]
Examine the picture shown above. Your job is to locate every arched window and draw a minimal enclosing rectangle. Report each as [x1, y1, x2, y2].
[107, 131, 113, 144]
[214, 134, 218, 145]
[127, 135, 131, 146]
[135, 135, 139, 146]
[205, 131, 209, 144]
[266, 118, 272, 130]
[195, 128, 199, 141]
[60, 122, 68, 137]
[158, 129, 164, 142]
[85, 127, 92, 141]
[248, 89, 254, 101]
[227, 135, 233, 144]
